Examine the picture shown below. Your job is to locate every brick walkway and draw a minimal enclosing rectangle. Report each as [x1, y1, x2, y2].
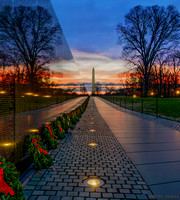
[24, 98, 154, 200]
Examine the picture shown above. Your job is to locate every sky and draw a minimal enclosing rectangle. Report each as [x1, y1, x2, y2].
[51, 0, 180, 86]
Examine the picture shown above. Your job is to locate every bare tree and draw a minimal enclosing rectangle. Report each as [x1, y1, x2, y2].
[117, 5, 180, 97]
[0, 6, 61, 89]
[80, 83, 87, 94]
[67, 86, 76, 94]
[168, 51, 180, 93]
[105, 84, 116, 95]
[154, 53, 168, 96]
[95, 82, 102, 95]
[125, 71, 140, 96]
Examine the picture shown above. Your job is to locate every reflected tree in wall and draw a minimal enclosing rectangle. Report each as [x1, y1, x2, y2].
[0, 6, 61, 90]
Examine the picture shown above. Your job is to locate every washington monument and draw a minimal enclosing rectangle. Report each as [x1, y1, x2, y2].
[92, 68, 95, 95]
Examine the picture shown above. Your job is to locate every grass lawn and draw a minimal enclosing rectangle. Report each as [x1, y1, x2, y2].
[103, 96, 180, 122]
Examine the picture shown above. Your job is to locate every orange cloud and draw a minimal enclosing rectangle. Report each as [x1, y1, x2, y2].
[71, 49, 132, 83]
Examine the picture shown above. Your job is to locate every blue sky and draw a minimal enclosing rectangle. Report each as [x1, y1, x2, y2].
[51, 0, 180, 83]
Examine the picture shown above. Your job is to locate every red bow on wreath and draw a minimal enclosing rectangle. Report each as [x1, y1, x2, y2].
[57, 122, 63, 133]
[32, 139, 48, 155]
[46, 125, 55, 139]
[0, 162, 15, 196]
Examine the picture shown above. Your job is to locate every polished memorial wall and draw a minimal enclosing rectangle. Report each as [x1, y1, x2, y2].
[0, 0, 84, 162]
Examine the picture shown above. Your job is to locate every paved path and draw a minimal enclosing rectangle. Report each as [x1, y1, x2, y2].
[24, 97, 154, 200]
[94, 97, 180, 198]
[104, 97, 180, 132]
[0, 97, 86, 158]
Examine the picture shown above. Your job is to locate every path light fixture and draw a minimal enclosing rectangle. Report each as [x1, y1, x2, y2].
[133, 95, 136, 98]
[88, 142, 97, 147]
[2, 143, 12, 147]
[25, 93, 33, 96]
[151, 92, 154, 96]
[43, 95, 51, 98]
[0, 91, 6, 94]
[83, 177, 105, 187]
[176, 90, 180, 95]
[87, 179, 100, 186]
[90, 129, 96, 132]
[28, 129, 39, 133]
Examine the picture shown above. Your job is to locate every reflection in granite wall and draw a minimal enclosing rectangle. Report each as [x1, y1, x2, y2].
[0, 0, 85, 163]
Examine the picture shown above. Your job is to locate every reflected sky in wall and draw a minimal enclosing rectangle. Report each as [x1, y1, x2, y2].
[0, 0, 84, 90]
[51, 0, 180, 84]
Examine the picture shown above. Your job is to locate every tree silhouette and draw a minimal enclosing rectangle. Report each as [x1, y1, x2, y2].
[167, 51, 180, 93]
[80, 83, 87, 94]
[117, 5, 180, 97]
[105, 84, 116, 95]
[0, 5, 61, 89]
[95, 82, 102, 95]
